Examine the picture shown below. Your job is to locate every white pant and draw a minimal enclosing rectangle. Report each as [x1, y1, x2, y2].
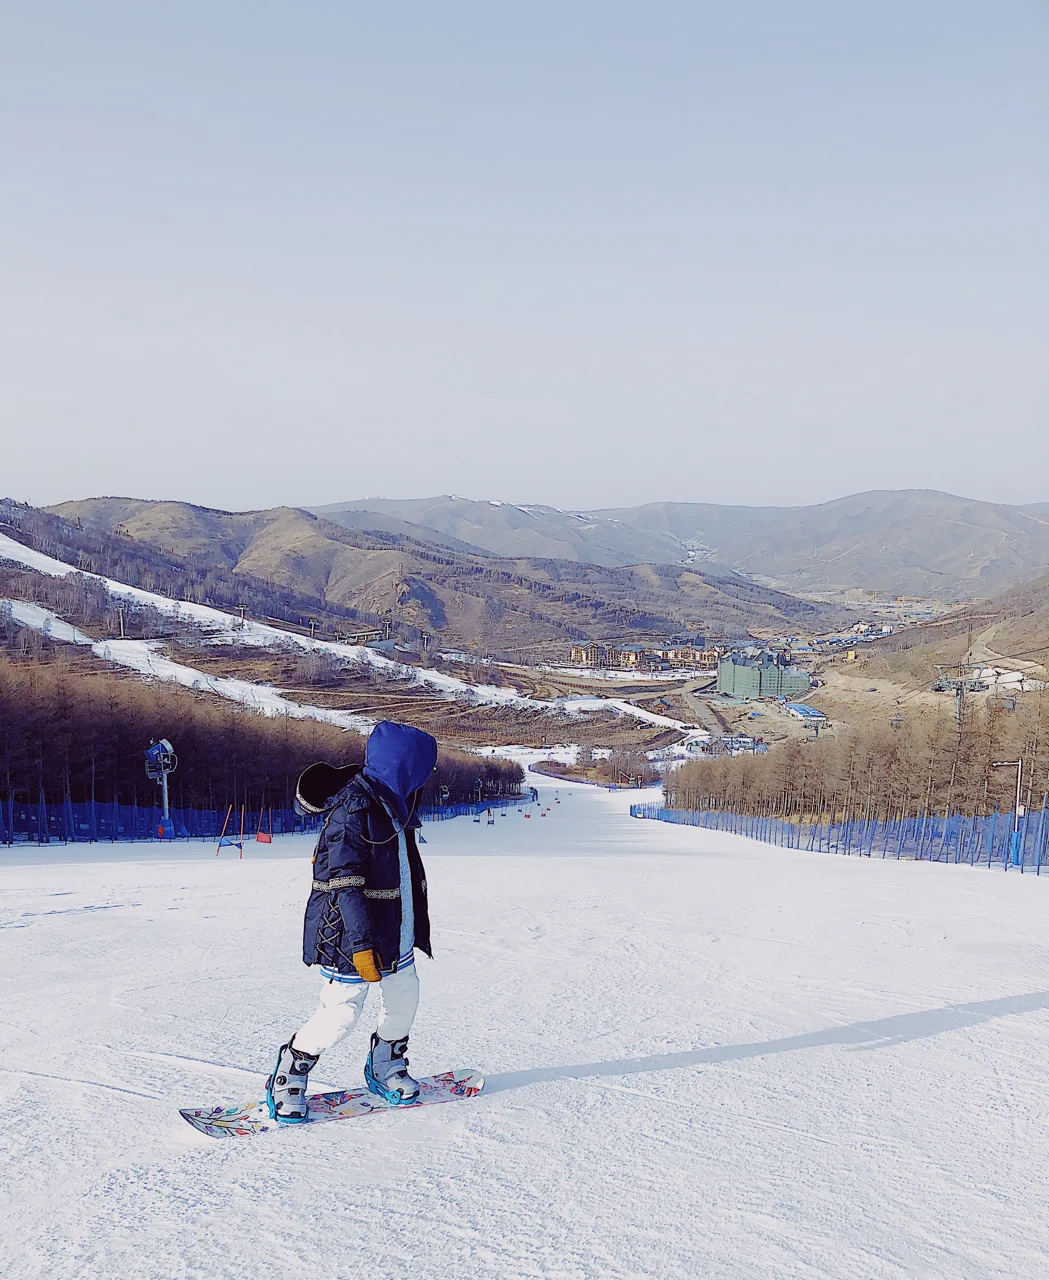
[293, 966, 420, 1056]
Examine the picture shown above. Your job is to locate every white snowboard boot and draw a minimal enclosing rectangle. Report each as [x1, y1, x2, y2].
[364, 1032, 420, 1104]
[265, 1039, 320, 1123]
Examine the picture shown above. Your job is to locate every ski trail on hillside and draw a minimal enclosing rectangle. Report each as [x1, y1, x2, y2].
[0, 531, 701, 734]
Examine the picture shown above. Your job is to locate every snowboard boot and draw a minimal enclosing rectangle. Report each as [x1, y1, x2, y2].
[364, 1032, 420, 1105]
[265, 1039, 320, 1123]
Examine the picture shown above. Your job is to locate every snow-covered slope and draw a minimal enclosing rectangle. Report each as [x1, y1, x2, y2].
[4, 599, 376, 733]
[4, 784, 1049, 1278]
[0, 532, 698, 735]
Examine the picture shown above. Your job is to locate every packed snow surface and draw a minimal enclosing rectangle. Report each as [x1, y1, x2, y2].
[4, 781, 1049, 1278]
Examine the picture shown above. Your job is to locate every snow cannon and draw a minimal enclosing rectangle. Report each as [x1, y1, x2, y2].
[145, 738, 177, 838]
[144, 738, 177, 778]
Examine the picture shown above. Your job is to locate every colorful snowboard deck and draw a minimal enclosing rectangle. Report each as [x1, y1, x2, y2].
[180, 1068, 484, 1138]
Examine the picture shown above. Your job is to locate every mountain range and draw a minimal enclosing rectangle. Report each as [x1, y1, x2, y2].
[45, 498, 845, 655]
[315, 490, 1049, 601]
[35, 488, 1049, 660]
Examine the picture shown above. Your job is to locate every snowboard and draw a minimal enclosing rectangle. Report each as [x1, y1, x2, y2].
[180, 1068, 484, 1138]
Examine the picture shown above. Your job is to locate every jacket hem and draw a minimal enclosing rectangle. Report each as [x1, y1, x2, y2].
[319, 952, 416, 985]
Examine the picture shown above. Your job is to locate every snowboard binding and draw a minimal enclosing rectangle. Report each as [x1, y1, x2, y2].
[266, 1039, 320, 1123]
[364, 1032, 421, 1105]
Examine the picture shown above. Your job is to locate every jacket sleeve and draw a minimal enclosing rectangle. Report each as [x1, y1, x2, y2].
[325, 802, 372, 953]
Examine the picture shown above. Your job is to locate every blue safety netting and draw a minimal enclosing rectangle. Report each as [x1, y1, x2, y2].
[630, 803, 1049, 872]
[0, 795, 526, 845]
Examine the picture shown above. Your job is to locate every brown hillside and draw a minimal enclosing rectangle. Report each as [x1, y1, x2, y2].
[320, 490, 1049, 600]
[48, 497, 852, 655]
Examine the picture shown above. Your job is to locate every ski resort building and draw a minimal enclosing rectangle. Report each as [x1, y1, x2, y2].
[576, 642, 656, 669]
[567, 642, 650, 670]
[716, 651, 812, 699]
[569, 640, 720, 670]
[784, 702, 827, 723]
[651, 644, 719, 669]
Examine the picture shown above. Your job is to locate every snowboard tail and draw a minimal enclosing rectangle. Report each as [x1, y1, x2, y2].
[180, 1068, 484, 1138]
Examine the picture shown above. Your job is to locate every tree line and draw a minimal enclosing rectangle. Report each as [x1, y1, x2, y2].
[666, 695, 1049, 824]
[0, 652, 523, 813]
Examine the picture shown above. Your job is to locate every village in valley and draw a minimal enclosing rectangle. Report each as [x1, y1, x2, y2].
[557, 618, 913, 755]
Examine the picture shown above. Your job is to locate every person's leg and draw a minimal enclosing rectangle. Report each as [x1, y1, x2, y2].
[267, 977, 372, 1123]
[293, 978, 369, 1056]
[366, 966, 421, 1103]
[376, 965, 420, 1040]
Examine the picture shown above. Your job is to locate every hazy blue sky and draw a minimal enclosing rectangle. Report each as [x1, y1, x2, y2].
[2, 2, 1046, 512]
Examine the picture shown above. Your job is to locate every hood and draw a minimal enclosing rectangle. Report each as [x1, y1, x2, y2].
[295, 761, 361, 816]
[362, 721, 438, 823]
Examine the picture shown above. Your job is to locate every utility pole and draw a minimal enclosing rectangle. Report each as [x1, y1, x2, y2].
[992, 758, 1024, 865]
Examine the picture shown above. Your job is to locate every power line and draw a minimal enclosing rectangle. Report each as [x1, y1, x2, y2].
[974, 643, 1049, 666]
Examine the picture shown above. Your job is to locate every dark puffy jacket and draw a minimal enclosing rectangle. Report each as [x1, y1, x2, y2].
[302, 771, 431, 975]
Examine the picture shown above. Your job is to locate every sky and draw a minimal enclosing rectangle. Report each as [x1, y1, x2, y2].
[1, 2, 1047, 513]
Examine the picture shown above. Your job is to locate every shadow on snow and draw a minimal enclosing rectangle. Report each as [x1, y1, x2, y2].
[483, 991, 1049, 1094]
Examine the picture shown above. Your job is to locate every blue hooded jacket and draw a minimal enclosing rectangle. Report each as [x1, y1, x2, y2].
[362, 721, 438, 824]
[302, 722, 438, 976]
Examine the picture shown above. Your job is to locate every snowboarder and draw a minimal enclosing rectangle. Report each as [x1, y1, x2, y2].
[266, 720, 439, 1124]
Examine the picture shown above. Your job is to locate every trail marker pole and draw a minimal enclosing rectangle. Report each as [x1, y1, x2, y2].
[992, 759, 1023, 867]
[216, 804, 233, 855]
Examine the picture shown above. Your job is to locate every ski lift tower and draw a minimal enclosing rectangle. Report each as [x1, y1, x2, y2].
[933, 664, 989, 730]
[145, 738, 178, 839]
